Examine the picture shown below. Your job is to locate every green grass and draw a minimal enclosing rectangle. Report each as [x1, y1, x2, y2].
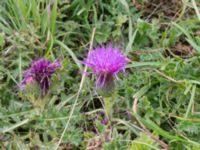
[1, 0, 200, 149]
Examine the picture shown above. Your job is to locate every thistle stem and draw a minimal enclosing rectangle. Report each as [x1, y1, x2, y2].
[104, 97, 112, 120]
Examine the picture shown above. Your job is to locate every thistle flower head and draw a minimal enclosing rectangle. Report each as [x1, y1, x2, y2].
[84, 44, 127, 95]
[19, 58, 61, 95]
[84, 45, 127, 75]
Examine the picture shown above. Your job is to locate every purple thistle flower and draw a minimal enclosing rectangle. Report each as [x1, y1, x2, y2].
[84, 44, 128, 95]
[101, 117, 109, 125]
[19, 58, 61, 95]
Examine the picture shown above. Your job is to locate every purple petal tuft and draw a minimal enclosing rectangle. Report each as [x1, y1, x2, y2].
[84, 44, 127, 89]
[19, 58, 61, 95]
